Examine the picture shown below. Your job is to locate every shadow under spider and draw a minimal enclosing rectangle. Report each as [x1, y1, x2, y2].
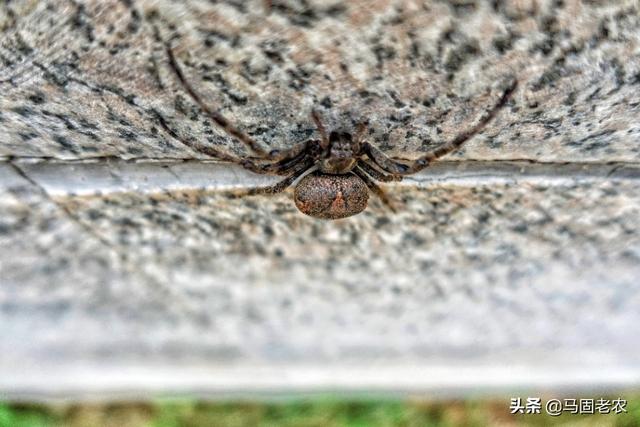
[161, 40, 517, 220]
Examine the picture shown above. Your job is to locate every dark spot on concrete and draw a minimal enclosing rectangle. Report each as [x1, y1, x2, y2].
[18, 132, 38, 141]
[173, 95, 191, 117]
[372, 42, 397, 68]
[53, 134, 77, 153]
[448, 0, 477, 16]
[375, 217, 390, 227]
[82, 132, 100, 142]
[41, 110, 78, 130]
[530, 66, 563, 91]
[79, 144, 99, 152]
[28, 92, 46, 105]
[325, 4, 346, 17]
[492, 33, 515, 54]
[118, 129, 138, 142]
[11, 106, 34, 117]
[566, 130, 616, 151]
[531, 37, 555, 56]
[260, 40, 286, 64]
[563, 91, 577, 106]
[444, 39, 479, 74]
[271, 1, 319, 27]
[609, 58, 626, 88]
[387, 90, 406, 108]
[202, 73, 248, 104]
[127, 9, 141, 33]
[358, 90, 375, 99]
[422, 97, 435, 107]
[201, 29, 233, 48]
[286, 67, 311, 90]
[14, 33, 34, 55]
[69, 2, 95, 42]
[540, 15, 559, 35]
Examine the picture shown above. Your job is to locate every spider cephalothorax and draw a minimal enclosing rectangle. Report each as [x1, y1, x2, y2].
[163, 43, 517, 220]
[320, 131, 359, 174]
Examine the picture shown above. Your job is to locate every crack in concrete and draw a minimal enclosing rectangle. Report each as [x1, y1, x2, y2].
[8, 160, 117, 250]
[3, 156, 639, 167]
[5, 158, 640, 198]
[1, 155, 212, 163]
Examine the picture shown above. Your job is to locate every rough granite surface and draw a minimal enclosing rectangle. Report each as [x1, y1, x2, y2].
[1, 0, 640, 398]
[2, 160, 640, 397]
[0, 0, 639, 161]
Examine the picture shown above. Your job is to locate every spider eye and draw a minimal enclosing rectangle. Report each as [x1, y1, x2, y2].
[341, 132, 352, 141]
[329, 131, 340, 142]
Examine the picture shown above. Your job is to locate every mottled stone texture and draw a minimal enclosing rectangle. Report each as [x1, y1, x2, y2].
[1, 0, 639, 161]
[1, 162, 640, 396]
[1, 0, 640, 397]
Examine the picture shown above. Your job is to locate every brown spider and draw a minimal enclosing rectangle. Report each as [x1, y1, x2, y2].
[164, 43, 517, 220]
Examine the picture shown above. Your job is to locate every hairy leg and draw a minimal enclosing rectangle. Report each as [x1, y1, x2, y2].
[356, 159, 402, 182]
[167, 42, 321, 165]
[152, 107, 240, 163]
[353, 166, 397, 212]
[243, 159, 315, 195]
[167, 41, 329, 167]
[311, 110, 330, 150]
[363, 78, 517, 175]
[165, 43, 271, 158]
[152, 108, 307, 175]
[245, 139, 324, 175]
[354, 122, 367, 144]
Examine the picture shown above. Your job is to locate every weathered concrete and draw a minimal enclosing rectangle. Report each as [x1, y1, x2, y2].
[1, 0, 639, 162]
[2, 160, 640, 398]
[1, 0, 640, 399]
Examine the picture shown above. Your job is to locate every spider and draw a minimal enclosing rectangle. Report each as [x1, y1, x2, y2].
[163, 43, 517, 220]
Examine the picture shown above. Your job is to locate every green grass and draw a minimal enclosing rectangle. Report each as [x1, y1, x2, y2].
[1, 396, 639, 427]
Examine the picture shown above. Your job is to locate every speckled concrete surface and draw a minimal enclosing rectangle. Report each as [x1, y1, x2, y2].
[1, 0, 640, 398]
[2, 160, 640, 398]
[1, 0, 639, 162]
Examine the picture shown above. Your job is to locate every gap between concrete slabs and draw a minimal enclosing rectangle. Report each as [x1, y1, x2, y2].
[6, 159, 640, 196]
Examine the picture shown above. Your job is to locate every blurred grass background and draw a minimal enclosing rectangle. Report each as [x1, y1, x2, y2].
[1, 396, 639, 427]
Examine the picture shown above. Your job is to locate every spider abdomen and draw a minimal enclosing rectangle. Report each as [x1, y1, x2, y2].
[294, 171, 369, 220]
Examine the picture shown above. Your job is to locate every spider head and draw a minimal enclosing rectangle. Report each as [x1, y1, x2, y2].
[318, 130, 360, 174]
[328, 130, 358, 154]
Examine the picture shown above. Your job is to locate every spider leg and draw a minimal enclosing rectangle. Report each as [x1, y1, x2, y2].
[152, 108, 294, 175]
[242, 152, 306, 175]
[353, 166, 397, 213]
[168, 41, 326, 165]
[311, 110, 330, 150]
[363, 78, 517, 175]
[165, 42, 271, 158]
[261, 137, 323, 168]
[246, 139, 324, 175]
[244, 158, 315, 195]
[354, 122, 367, 143]
[356, 159, 402, 182]
[239, 110, 327, 165]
